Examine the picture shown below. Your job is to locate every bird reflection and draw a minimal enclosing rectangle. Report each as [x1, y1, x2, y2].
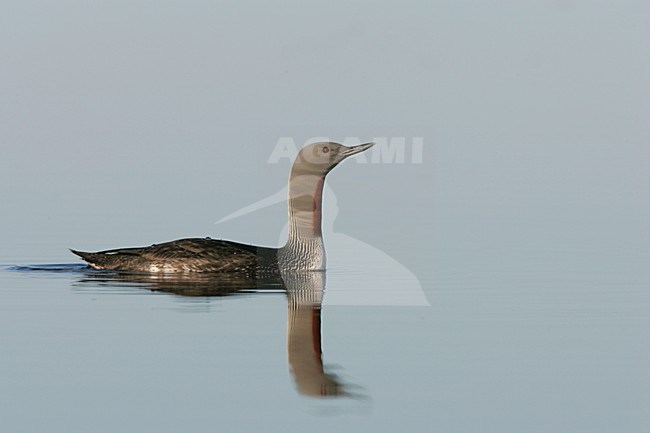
[282, 270, 350, 397]
[74, 268, 359, 398]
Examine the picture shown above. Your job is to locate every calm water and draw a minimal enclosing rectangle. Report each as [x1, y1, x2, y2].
[0, 242, 647, 433]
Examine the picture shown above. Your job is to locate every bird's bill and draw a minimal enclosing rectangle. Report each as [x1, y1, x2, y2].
[340, 142, 375, 157]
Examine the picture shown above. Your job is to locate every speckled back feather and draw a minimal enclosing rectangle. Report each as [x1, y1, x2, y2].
[71, 238, 278, 274]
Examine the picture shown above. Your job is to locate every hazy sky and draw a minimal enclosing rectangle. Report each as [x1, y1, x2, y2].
[0, 1, 648, 284]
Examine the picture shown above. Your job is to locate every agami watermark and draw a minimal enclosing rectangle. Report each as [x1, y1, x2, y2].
[268, 137, 424, 164]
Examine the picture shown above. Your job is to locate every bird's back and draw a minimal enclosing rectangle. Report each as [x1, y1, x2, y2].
[71, 237, 279, 274]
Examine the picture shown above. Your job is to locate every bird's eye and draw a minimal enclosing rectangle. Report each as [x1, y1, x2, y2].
[322, 146, 329, 153]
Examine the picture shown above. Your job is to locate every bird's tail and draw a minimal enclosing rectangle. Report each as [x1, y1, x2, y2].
[69, 249, 104, 268]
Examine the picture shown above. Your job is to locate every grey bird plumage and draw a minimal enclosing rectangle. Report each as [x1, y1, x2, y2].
[71, 141, 374, 273]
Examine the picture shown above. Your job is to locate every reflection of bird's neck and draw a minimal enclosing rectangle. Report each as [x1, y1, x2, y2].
[287, 304, 326, 396]
[280, 165, 327, 270]
[283, 270, 346, 397]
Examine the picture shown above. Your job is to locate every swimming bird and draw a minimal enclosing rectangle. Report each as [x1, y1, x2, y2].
[71, 141, 374, 273]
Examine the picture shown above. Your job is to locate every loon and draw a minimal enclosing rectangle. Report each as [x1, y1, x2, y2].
[71, 141, 374, 273]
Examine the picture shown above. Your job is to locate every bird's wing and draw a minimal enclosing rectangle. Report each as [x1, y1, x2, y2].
[72, 238, 265, 272]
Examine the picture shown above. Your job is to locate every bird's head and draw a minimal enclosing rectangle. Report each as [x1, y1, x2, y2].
[292, 142, 374, 176]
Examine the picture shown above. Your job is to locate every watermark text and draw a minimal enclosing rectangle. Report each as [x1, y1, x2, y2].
[268, 137, 424, 164]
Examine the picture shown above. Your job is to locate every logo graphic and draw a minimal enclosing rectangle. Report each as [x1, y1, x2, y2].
[218, 142, 430, 307]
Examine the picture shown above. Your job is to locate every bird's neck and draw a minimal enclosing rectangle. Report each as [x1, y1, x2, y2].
[280, 167, 326, 269]
[286, 167, 326, 241]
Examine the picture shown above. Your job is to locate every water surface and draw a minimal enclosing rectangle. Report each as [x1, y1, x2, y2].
[1, 245, 647, 433]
